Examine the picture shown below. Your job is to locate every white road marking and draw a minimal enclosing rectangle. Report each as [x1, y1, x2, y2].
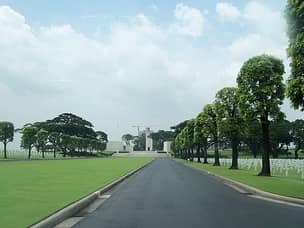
[54, 217, 84, 228]
[99, 194, 111, 199]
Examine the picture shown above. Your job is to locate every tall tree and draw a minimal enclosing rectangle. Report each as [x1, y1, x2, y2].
[96, 131, 108, 142]
[291, 119, 304, 159]
[285, 0, 304, 111]
[49, 132, 60, 158]
[237, 54, 285, 176]
[36, 129, 48, 158]
[21, 126, 38, 159]
[171, 120, 189, 136]
[0, 122, 14, 159]
[186, 119, 195, 161]
[270, 120, 292, 158]
[122, 134, 134, 145]
[242, 120, 262, 158]
[200, 104, 220, 166]
[194, 117, 208, 163]
[150, 130, 175, 151]
[215, 87, 243, 169]
[35, 113, 97, 139]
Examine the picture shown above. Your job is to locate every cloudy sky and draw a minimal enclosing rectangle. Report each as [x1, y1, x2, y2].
[0, 0, 302, 146]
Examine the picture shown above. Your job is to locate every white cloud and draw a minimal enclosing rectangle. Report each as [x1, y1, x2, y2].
[243, 1, 286, 37]
[0, 5, 206, 144]
[170, 3, 205, 38]
[0, 3, 301, 149]
[216, 2, 241, 20]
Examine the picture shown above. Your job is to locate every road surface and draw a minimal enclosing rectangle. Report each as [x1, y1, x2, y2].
[74, 158, 304, 228]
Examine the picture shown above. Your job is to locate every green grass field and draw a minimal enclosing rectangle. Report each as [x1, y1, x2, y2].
[0, 157, 152, 228]
[177, 159, 304, 199]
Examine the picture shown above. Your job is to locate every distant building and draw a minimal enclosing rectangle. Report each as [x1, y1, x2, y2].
[163, 141, 172, 153]
[145, 128, 153, 151]
[106, 141, 133, 152]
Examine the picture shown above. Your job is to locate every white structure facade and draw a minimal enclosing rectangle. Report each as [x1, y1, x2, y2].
[106, 141, 133, 152]
[145, 128, 153, 151]
[163, 141, 172, 153]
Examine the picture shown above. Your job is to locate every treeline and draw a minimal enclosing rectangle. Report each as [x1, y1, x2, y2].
[171, 54, 304, 177]
[0, 113, 108, 159]
[121, 130, 175, 151]
[172, 0, 304, 177]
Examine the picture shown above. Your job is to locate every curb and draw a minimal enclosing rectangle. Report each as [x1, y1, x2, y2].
[178, 161, 304, 206]
[30, 159, 154, 228]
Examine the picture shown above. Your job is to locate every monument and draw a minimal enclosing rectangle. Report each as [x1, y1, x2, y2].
[145, 127, 153, 151]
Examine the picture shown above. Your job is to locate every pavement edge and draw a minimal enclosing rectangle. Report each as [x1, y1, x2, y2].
[176, 159, 304, 206]
[30, 159, 154, 228]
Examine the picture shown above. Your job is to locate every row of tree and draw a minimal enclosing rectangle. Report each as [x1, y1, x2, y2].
[0, 113, 108, 159]
[172, 54, 304, 177]
[172, 0, 304, 177]
[121, 130, 174, 151]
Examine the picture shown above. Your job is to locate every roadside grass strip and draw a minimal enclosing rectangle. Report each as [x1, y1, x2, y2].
[177, 158, 304, 199]
[0, 157, 152, 228]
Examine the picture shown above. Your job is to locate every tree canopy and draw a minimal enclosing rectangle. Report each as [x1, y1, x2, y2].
[237, 54, 285, 176]
[286, 0, 304, 110]
[35, 113, 97, 139]
[0, 121, 14, 159]
[215, 87, 243, 169]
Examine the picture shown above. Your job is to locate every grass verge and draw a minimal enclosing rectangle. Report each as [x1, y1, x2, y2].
[0, 157, 152, 228]
[176, 159, 304, 199]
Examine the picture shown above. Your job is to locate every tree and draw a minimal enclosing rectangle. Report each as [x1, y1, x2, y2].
[49, 132, 60, 158]
[237, 54, 285, 176]
[150, 130, 175, 151]
[194, 117, 208, 163]
[285, 0, 304, 111]
[0, 122, 14, 159]
[242, 120, 262, 158]
[122, 134, 134, 145]
[291, 119, 304, 159]
[36, 129, 48, 158]
[186, 119, 195, 161]
[35, 113, 97, 139]
[21, 126, 38, 159]
[270, 120, 292, 158]
[180, 127, 190, 160]
[58, 134, 70, 157]
[133, 133, 146, 151]
[171, 120, 189, 136]
[215, 87, 243, 169]
[172, 133, 183, 158]
[96, 131, 108, 142]
[200, 104, 220, 166]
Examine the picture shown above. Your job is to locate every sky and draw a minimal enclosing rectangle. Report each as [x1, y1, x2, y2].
[0, 0, 303, 148]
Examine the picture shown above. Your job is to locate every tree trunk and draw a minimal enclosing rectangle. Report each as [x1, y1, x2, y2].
[213, 135, 220, 166]
[295, 148, 299, 159]
[53, 148, 56, 159]
[3, 142, 7, 159]
[197, 145, 201, 163]
[203, 144, 208, 164]
[258, 116, 271, 176]
[28, 147, 31, 159]
[190, 148, 194, 162]
[230, 138, 238, 169]
[42, 148, 45, 158]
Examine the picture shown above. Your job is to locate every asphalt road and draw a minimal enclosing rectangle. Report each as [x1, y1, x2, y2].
[74, 158, 304, 228]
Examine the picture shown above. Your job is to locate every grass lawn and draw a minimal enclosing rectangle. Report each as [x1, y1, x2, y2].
[0, 157, 152, 228]
[176, 159, 304, 199]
